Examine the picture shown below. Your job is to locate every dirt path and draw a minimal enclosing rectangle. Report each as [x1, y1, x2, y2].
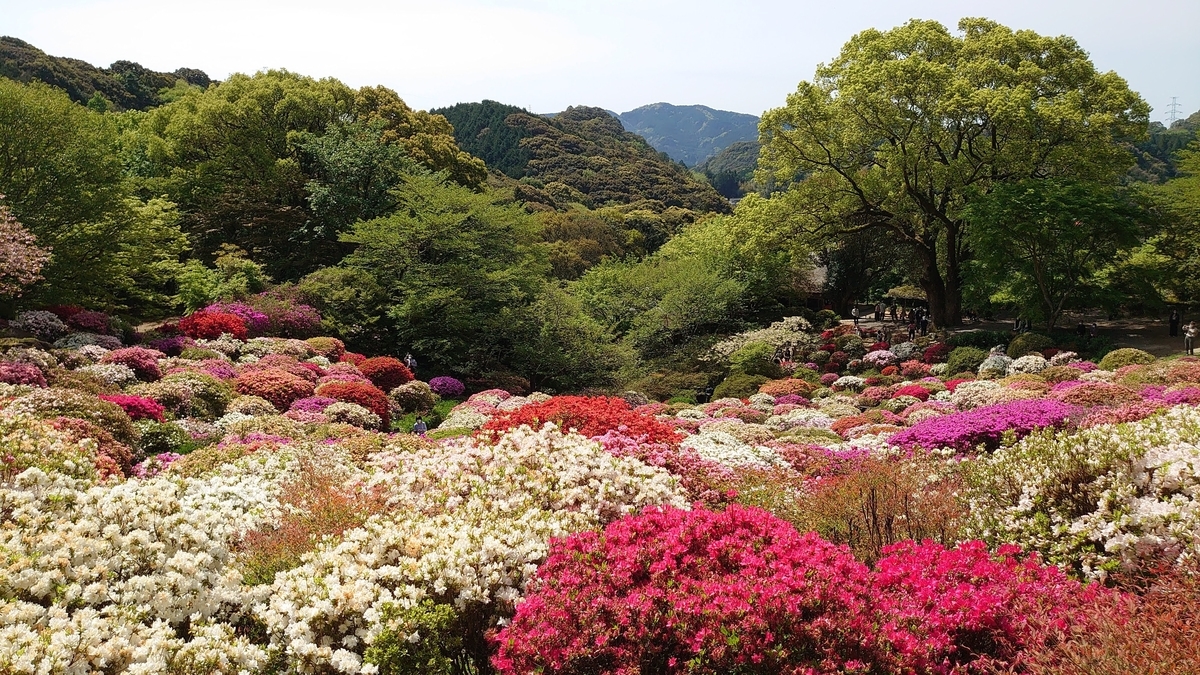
[844, 310, 1191, 358]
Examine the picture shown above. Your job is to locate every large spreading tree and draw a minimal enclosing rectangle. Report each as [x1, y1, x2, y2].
[758, 18, 1148, 326]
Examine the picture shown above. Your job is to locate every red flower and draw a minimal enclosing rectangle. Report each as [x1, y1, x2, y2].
[357, 356, 414, 392]
[178, 310, 248, 340]
[315, 381, 390, 428]
[236, 368, 315, 410]
[483, 396, 681, 445]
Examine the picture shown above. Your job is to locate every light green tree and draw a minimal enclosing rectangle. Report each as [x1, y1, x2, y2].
[758, 18, 1149, 326]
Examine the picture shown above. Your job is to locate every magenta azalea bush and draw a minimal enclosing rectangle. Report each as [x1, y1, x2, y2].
[205, 302, 270, 335]
[428, 375, 465, 398]
[889, 399, 1081, 452]
[101, 347, 165, 381]
[0, 361, 47, 387]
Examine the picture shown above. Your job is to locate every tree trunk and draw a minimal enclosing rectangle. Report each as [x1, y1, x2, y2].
[943, 223, 964, 327]
[916, 242, 950, 329]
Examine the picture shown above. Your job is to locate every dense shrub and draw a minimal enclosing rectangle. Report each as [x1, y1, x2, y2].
[314, 381, 390, 428]
[13, 311, 68, 341]
[178, 310, 249, 340]
[428, 375, 466, 398]
[947, 346, 988, 375]
[483, 395, 681, 445]
[11, 387, 136, 444]
[236, 368, 315, 411]
[101, 347, 165, 381]
[948, 330, 1011, 350]
[248, 292, 322, 337]
[891, 399, 1081, 453]
[389, 381, 436, 413]
[492, 505, 875, 674]
[130, 372, 234, 420]
[304, 336, 345, 361]
[1008, 333, 1056, 359]
[759, 378, 814, 398]
[1098, 348, 1156, 371]
[204, 302, 270, 335]
[0, 361, 47, 387]
[67, 310, 111, 335]
[922, 342, 950, 364]
[98, 394, 165, 422]
[358, 356, 414, 392]
[713, 372, 768, 400]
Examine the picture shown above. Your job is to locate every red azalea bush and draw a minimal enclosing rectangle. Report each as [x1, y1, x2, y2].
[922, 342, 950, 364]
[870, 539, 1103, 673]
[869, 341, 890, 352]
[901, 360, 932, 378]
[759, 378, 814, 397]
[0, 361, 47, 387]
[493, 506, 1105, 675]
[68, 310, 111, 334]
[357, 356, 414, 392]
[45, 304, 85, 320]
[98, 394, 166, 422]
[491, 505, 876, 675]
[314, 381, 390, 428]
[101, 346, 165, 381]
[341, 352, 366, 365]
[1053, 382, 1140, 407]
[881, 366, 900, 376]
[240, 354, 321, 383]
[894, 384, 932, 402]
[236, 368, 315, 411]
[483, 395, 682, 445]
[178, 310, 248, 340]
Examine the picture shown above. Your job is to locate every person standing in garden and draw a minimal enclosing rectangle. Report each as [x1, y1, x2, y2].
[413, 416, 428, 434]
[1170, 309, 1181, 337]
[1186, 321, 1197, 356]
[404, 352, 417, 376]
[851, 306, 860, 326]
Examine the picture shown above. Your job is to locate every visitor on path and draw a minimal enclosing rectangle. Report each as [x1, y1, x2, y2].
[1089, 323, 1098, 340]
[890, 304, 898, 323]
[851, 306, 860, 326]
[875, 302, 885, 322]
[1076, 322, 1087, 337]
[1187, 322, 1197, 356]
[1170, 309, 1181, 337]
[907, 321, 917, 341]
[404, 352, 417, 375]
[413, 416, 428, 434]
[919, 313, 930, 336]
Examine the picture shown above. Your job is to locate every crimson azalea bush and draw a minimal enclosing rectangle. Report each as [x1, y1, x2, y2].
[357, 356, 414, 392]
[893, 384, 931, 402]
[98, 394, 165, 422]
[178, 310, 249, 340]
[235, 368, 315, 411]
[314, 380, 390, 428]
[205, 302, 269, 335]
[923, 343, 950, 364]
[101, 346, 164, 381]
[483, 395, 682, 445]
[67, 310, 111, 335]
[491, 504, 876, 675]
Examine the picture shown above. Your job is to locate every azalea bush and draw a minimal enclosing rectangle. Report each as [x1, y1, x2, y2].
[483, 395, 682, 445]
[890, 399, 1081, 453]
[179, 310, 249, 341]
[357, 356, 414, 392]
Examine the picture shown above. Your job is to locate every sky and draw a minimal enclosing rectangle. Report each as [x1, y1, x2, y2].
[2, 0, 1197, 121]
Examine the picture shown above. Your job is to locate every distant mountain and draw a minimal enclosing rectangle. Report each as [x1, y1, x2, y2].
[617, 103, 759, 166]
[696, 140, 760, 199]
[0, 36, 210, 111]
[434, 102, 729, 213]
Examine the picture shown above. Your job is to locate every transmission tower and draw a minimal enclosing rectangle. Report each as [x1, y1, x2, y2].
[1166, 97, 1183, 125]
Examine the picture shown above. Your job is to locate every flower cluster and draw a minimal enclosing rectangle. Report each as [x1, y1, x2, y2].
[890, 399, 1081, 452]
[484, 395, 681, 445]
[179, 310, 249, 341]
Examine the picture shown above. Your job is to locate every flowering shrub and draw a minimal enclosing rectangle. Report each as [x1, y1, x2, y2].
[205, 302, 270, 335]
[13, 310, 68, 341]
[323, 401, 382, 429]
[0, 361, 46, 387]
[870, 539, 1103, 673]
[922, 342, 951, 364]
[67, 310, 111, 334]
[484, 395, 681, 445]
[8, 386, 137, 443]
[758, 378, 813, 397]
[389, 380, 437, 413]
[304, 336, 345, 361]
[179, 310, 249, 341]
[428, 375, 465, 398]
[894, 384, 932, 402]
[101, 346, 165, 381]
[890, 399, 1080, 452]
[1008, 354, 1050, 375]
[130, 372, 233, 420]
[146, 334, 193, 356]
[1098, 348, 1155, 371]
[314, 380, 390, 428]
[236, 368, 315, 411]
[99, 393, 166, 422]
[492, 505, 875, 675]
[226, 395, 279, 416]
[248, 292, 322, 337]
[1052, 382, 1139, 407]
[965, 405, 1200, 578]
[357, 356, 414, 392]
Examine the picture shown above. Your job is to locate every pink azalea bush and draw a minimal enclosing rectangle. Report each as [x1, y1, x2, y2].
[0, 360, 47, 387]
[889, 399, 1081, 452]
[99, 394, 166, 422]
[101, 346, 165, 381]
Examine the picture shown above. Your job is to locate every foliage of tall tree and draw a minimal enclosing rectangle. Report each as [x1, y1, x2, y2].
[964, 179, 1146, 329]
[1148, 143, 1200, 305]
[339, 174, 548, 376]
[0, 78, 187, 313]
[758, 18, 1149, 326]
[131, 72, 483, 279]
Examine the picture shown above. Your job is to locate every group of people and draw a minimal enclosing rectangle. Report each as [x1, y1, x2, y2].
[1170, 310, 1197, 356]
[850, 302, 931, 340]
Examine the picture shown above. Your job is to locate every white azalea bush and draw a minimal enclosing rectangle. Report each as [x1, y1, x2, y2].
[964, 405, 1200, 580]
[259, 423, 687, 673]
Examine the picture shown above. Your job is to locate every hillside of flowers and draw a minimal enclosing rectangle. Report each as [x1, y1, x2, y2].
[4, 306, 1200, 674]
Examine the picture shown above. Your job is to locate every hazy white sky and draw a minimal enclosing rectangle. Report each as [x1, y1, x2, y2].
[3, 0, 1196, 120]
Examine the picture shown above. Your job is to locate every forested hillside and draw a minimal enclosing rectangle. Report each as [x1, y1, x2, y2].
[696, 140, 760, 198]
[0, 36, 209, 111]
[617, 102, 759, 166]
[436, 102, 729, 213]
